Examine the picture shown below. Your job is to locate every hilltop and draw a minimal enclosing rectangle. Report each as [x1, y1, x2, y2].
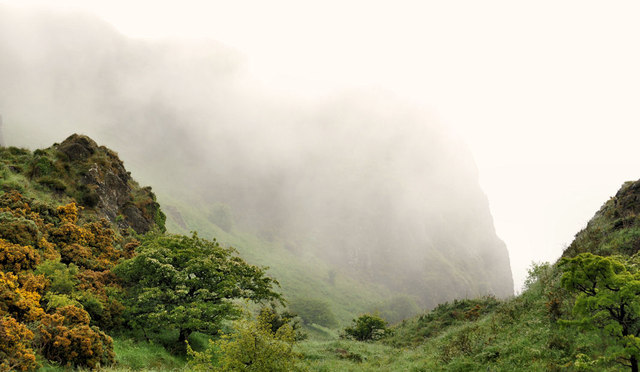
[0, 134, 164, 235]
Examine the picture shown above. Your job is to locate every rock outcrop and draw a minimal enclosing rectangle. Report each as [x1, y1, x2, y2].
[564, 179, 640, 258]
[56, 134, 165, 235]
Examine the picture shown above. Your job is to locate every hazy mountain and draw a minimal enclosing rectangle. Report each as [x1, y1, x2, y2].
[0, 5, 513, 307]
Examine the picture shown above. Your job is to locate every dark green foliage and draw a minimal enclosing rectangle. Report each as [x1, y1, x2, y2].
[0, 212, 41, 246]
[154, 208, 167, 232]
[36, 177, 67, 193]
[188, 310, 303, 372]
[114, 232, 282, 352]
[412, 296, 499, 341]
[258, 304, 307, 341]
[35, 259, 79, 295]
[289, 298, 338, 328]
[74, 184, 100, 208]
[28, 155, 58, 179]
[342, 314, 391, 341]
[561, 253, 640, 371]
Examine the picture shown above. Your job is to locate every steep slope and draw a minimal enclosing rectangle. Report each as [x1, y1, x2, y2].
[0, 134, 164, 235]
[345, 178, 640, 371]
[563, 179, 640, 258]
[0, 5, 513, 310]
[0, 136, 171, 369]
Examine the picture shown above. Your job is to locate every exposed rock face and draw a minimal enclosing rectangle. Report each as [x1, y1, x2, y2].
[58, 135, 98, 161]
[563, 179, 640, 259]
[0, 6, 514, 305]
[57, 134, 165, 235]
[613, 180, 640, 217]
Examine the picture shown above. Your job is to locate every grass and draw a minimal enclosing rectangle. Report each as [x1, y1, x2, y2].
[158, 192, 393, 327]
[29, 242, 627, 372]
[111, 339, 186, 371]
[37, 335, 194, 372]
[10, 141, 640, 370]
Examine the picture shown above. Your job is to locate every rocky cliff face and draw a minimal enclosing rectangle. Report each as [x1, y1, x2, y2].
[563, 179, 640, 259]
[0, 133, 165, 235]
[55, 134, 165, 235]
[0, 6, 513, 305]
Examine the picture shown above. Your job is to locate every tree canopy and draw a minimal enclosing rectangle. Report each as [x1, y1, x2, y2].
[114, 233, 282, 349]
[561, 253, 640, 372]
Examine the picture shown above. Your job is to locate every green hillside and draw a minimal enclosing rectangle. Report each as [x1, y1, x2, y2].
[319, 177, 640, 371]
[158, 193, 395, 328]
[3, 134, 640, 371]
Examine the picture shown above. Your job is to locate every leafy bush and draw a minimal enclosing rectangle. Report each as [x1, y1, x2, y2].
[0, 271, 45, 323]
[36, 177, 67, 193]
[560, 253, 640, 372]
[0, 315, 37, 372]
[36, 305, 115, 369]
[114, 233, 281, 353]
[188, 310, 303, 371]
[258, 304, 307, 341]
[0, 212, 41, 247]
[0, 239, 41, 273]
[35, 260, 78, 295]
[342, 313, 391, 341]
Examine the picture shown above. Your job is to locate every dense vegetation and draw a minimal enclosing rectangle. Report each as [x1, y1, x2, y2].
[3, 134, 640, 370]
[0, 138, 282, 370]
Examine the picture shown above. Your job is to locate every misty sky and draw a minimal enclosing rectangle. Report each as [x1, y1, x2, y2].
[3, 0, 640, 291]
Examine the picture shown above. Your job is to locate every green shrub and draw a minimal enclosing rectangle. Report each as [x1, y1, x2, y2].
[258, 304, 307, 341]
[342, 313, 391, 341]
[0, 212, 41, 246]
[114, 233, 281, 353]
[28, 155, 57, 179]
[36, 177, 67, 193]
[35, 259, 79, 295]
[188, 310, 303, 372]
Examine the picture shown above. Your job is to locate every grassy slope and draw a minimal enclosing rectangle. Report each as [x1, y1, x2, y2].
[294, 272, 598, 371]
[292, 181, 640, 371]
[158, 193, 392, 328]
[9, 136, 636, 370]
[157, 191, 580, 371]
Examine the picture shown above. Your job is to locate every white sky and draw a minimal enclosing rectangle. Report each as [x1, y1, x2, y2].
[4, 0, 640, 291]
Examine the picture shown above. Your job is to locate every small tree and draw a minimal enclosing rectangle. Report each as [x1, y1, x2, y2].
[114, 233, 281, 352]
[342, 313, 391, 341]
[258, 304, 307, 341]
[188, 310, 302, 371]
[561, 253, 640, 372]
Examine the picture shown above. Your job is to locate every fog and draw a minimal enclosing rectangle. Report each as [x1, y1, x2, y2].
[4, 1, 639, 293]
[7, 0, 639, 297]
[0, 4, 514, 304]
